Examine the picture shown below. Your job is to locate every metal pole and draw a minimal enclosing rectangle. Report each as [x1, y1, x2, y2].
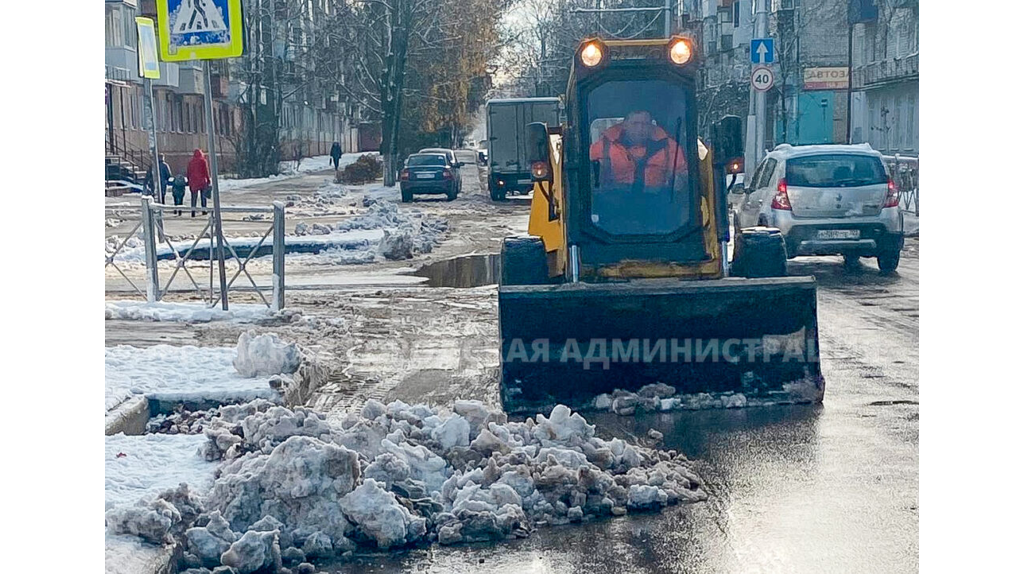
[143, 78, 162, 202]
[141, 196, 160, 302]
[754, 0, 768, 163]
[664, 0, 672, 37]
[272, 201, 286, 311]
[203, 60, 230, 310]
[846, 19, 854, 143]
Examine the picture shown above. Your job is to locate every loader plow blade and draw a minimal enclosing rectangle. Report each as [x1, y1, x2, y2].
[498, 277, 824, 414]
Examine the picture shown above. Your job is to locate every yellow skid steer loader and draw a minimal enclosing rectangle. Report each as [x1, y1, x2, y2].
[498, 37, 824, 413]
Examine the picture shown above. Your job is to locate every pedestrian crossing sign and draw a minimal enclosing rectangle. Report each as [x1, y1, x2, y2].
[157, 0, 243, 61]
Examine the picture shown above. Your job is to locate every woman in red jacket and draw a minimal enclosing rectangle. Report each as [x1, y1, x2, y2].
[187, 149, 211, 217]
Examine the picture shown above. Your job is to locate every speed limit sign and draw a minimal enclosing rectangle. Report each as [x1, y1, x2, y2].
[751, 66, 774, 92]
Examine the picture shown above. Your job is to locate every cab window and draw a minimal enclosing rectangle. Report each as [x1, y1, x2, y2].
[586, 80, 693, 235]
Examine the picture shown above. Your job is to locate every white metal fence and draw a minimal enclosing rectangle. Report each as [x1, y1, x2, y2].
[104, 197, 287, 310]
[883, 154, 918, 216]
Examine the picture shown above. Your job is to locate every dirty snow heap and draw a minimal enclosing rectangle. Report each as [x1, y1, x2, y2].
[110, 399, 706, 571]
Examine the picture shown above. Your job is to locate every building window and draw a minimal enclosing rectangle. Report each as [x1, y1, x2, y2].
[907, 93, 916, 152]
[105, 6, 123, 48]
[718, 7, 732, 24]
[134, 87, 142, 129]
[721, 34, 732, 52]
[734, 2, 741, 27]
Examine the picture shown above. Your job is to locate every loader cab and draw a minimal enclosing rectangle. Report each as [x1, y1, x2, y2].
[562, 37, 713, 278]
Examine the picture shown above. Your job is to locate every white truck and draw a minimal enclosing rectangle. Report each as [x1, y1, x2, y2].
[485, 97, 562, 201]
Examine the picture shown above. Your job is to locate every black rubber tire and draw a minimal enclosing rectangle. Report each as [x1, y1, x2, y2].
[843, 253, 861, 270]
[732, 227, 788, 278]
[500, 237, 555, 286]
[877, 248, 901, 275]
[446, 188, 457, 201]
[401, 189, 413, 203]
[489, 177, 507, 201]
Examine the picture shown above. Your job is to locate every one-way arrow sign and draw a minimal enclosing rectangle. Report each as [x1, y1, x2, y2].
[751, 38, 775, 64]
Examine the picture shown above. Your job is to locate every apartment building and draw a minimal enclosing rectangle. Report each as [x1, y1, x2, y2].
[849, 0, 918, 155]
[104, 0, 364, 178]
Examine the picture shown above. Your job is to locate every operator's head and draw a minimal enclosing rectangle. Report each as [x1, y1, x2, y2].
[622, 111, 654, 144]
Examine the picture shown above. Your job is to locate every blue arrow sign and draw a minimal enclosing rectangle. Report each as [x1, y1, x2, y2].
[751, 38, 775, 64]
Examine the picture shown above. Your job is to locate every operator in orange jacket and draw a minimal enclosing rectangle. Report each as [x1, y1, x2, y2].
[589, 110, 687, 193]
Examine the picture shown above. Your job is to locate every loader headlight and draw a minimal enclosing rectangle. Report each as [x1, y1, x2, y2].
[580, 41, 604, 67]
[668, 38, 693, 65]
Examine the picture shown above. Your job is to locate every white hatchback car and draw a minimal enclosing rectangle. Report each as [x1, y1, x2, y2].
[733, 143, 904, 273]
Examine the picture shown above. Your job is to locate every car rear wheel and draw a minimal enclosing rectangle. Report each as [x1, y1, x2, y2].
[877, 248, 900, 275]
[842, 253, 861, 270]
[446, 188, 457, 201]
[401, 189, 413, 203]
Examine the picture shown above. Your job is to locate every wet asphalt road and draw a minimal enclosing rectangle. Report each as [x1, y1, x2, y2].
[325, 248, 919, 573]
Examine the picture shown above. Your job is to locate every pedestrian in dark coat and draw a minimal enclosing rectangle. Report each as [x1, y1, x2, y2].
[330, 142, 342, 170]
[146, 155, 172, 203]
[187, 149, 211, 217]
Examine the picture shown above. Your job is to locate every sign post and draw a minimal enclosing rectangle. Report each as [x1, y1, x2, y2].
[136, 17, 161, 205]
[157, 0, 244, 310]
[745, 0, 771, 182]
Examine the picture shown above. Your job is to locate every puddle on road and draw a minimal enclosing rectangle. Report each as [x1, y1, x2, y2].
[413, 253, 499, 288]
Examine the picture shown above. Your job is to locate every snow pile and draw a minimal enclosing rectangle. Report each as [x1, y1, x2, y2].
[106, 483, 205, 544]
[112, 398, 706, 569]
[220, 154, 365, 192]
[104, 300, 279, 323]
[233, 331, 302, 378]
[590, 378, 824, 415]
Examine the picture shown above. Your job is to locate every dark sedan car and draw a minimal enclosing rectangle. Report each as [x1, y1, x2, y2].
[400, 153, 458, 202]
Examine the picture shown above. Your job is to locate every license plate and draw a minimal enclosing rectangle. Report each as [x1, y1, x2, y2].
[518, 179, 533, 184]
[415, 173, 435, 179]
[817, 229, 860, 240]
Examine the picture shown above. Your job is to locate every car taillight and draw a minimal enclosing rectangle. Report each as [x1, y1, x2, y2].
[531, 161, 551, 181]
[771, 178, 792, 210]
[399, 169, 410, 181]
[442, 169, 453, 180]
[883, 178, 899, 207]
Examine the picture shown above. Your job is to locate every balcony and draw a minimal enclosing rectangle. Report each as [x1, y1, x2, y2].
[153, 62, 179, 88]
[176, 61, 205, 95]
[852, 52, 918, 89]
[105, 46, 139, 84]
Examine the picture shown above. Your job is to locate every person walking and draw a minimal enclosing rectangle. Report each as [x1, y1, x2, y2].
[187, 148, 211, 217]
[330, 141, 343, 171]
[170, 174, 188, 216]
[145, 154, 172, 203]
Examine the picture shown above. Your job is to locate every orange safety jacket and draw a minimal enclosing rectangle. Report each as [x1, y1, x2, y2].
[589, 123, 686, 191]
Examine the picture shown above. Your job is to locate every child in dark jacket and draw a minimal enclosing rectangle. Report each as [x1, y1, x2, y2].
[170, 176, 188, 216]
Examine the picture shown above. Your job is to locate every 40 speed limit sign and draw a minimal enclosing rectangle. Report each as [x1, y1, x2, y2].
[751, 66, 775, 92]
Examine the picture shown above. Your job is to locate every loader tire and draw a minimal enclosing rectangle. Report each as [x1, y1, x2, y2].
[732, 227, 787, 278]
[500, 237, 555, 286]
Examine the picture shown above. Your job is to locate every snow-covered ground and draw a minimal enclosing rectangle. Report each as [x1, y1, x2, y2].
[219, 153, 374, 192]
[105, 301, 275, 323]
[105, 433, 216, 511]
[104, 345, 276, 413]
